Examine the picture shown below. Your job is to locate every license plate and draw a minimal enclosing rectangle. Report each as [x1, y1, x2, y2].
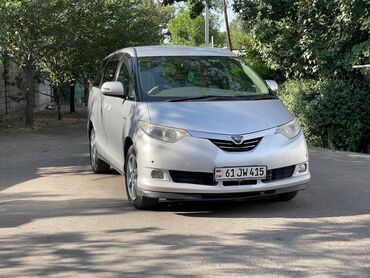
[214, 166, 267, 181]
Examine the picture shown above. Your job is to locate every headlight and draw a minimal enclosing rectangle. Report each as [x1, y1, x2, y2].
[138, 121, 190, 143]
[275, 119, 301, 139]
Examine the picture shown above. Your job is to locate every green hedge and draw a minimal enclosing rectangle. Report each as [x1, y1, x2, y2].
[278, 78, 370, 152]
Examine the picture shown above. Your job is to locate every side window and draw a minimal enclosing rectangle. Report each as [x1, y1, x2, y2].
[118, 62, 135, 100]
[102, 60, 119, 83]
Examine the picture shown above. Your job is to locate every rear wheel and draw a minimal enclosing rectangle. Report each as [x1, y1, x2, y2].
[275, 191, 298, 201]
[90, 129, 110, 174]
[125, 146, 158, 209]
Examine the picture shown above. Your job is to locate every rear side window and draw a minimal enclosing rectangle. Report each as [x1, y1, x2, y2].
[102, 60, 119, 83]
[118, 62, 135, 100]
[93, 61, 107, 87]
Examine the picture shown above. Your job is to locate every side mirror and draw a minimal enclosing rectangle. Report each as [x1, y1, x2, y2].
[265, 80, 278, 93]
[101, 81, 125, 97]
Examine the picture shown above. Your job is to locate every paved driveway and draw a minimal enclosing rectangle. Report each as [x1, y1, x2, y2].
[0, 122, 369, 277]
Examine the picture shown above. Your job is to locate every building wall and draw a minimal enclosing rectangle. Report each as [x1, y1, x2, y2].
[0, 61, 52, 116]
[0, 61, 27, 116]
[36, 80, 53, 110]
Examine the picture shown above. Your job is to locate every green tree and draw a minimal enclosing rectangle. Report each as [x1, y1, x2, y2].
[228, 18, 279, 79]
[163, 0, 233, 49]
[230, 18, 249, 51]
[233, 0, 370, 151]
[163, 0, 215, 18]
[49, 0, 170, 109]
[0, 53, 11, 115]
[168, 6, 223, 46]
[0, 0, 64, 126]
[0, 0, 170, 124]
[234, 0, 370, 79]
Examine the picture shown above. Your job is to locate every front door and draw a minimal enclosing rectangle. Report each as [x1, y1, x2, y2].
[102, 56, 136, 172]
[89, 60, 110, 159]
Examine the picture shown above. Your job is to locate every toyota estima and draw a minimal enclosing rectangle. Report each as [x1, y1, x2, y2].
[88, 46, 310, 209]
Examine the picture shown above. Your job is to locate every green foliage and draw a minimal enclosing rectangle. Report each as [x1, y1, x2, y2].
[234, 0, 370, 79]
[230, 19, 249, 51]
[235, 0, 370, 152]
[162, 0, 219, 18]
[0, 0, 169, 86]
[229, 18, 279, 79]
[0, 0, 169, 125]
[244, 49, 279, 80]
[278, 79, 370, 152]
[0, 0, 61, 66]
[44, 0, 170, 85]
[167, 6, 223, 46]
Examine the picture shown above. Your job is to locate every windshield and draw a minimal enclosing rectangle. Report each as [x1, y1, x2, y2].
[138, 56, 272, 102]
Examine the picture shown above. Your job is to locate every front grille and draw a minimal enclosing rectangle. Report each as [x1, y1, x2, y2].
[263, 165, 295, 182]
[169, 165, 295, 186]
[169, 170, 217, 186]
[210, 137, 262, 152]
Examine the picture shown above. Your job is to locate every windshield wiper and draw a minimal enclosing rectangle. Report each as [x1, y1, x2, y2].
[166, 95, 232, 102]
[166, 94, 276, 102]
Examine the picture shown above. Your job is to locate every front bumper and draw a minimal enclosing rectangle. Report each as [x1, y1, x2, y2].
[138, 183, 307, 201]
[134, 127, 310, 198]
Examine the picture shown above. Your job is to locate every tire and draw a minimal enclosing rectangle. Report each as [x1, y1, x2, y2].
[275, 191, 298, 201]
[90, 129, 110, 174]
[125, 145, 158, 209]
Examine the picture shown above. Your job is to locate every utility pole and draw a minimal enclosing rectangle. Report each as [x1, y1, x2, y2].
[222, 0, 232, 51]
[205, 0, 210, 47]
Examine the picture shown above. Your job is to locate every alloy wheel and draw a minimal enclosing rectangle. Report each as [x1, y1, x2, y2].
[126, 153, 138, 200]
[90, 130, 97, 168]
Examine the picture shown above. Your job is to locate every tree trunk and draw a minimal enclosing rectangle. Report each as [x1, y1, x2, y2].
[25, 57, 35, 127]
[84, 79, 90, 106]
[55, 86, 62, 120]
[1, 53, 10, 114]
[69, 82, 75, 113]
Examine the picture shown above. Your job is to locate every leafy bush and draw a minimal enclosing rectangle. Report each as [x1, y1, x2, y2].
[244, 49, 282, 81]
[278, 78, 370, 152]
[234, 0, 370, 79]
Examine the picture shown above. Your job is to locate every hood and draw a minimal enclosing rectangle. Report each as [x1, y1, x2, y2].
[147, 100, 293, 135]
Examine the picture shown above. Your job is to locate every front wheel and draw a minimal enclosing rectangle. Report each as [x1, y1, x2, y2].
[125, 146, 158, 209]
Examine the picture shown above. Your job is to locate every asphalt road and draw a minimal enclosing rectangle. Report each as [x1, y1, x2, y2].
[1, 122, 370, 277]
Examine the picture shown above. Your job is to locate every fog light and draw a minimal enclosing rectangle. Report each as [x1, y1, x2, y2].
[151, 170, 165, 179]
[297, 163, 307, 173]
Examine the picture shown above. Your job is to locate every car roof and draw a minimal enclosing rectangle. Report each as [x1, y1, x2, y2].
[105, 45, 236, 59]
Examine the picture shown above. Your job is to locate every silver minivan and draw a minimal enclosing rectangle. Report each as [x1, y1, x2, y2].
[88, 46, 310, 209]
